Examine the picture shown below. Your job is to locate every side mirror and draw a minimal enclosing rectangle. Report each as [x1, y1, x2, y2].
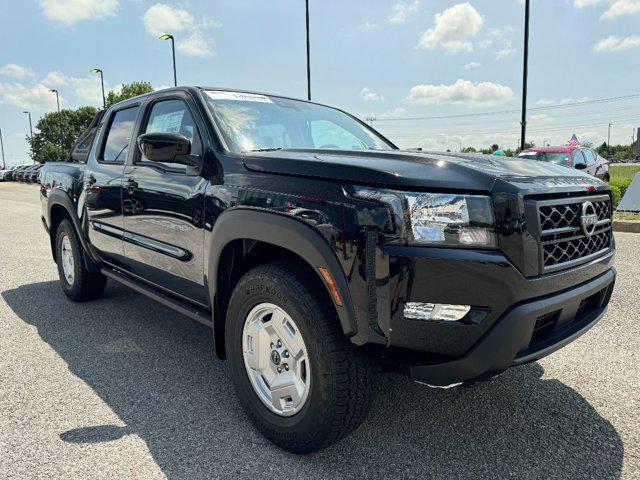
[137, 132, 191, 163]
[574, 163, 587, 170]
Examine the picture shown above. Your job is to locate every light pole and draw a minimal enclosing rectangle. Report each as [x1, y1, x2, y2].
[49, 89, 63, 150]
[91, 68, 106, 108]
[305, 0, 311, 101]
[159, 34, 177, 86]
[520, 0, 530, 151]
[0, 128, 5, 169]
[22, 111, 34, 164]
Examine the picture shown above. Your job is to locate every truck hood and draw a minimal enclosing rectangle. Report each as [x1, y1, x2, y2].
[242, 149, 607, 194]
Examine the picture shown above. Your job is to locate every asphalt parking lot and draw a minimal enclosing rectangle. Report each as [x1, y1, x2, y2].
[0, 182, 638, 480]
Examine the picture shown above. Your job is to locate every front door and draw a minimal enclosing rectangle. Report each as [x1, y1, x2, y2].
[121, 96, 208, 307]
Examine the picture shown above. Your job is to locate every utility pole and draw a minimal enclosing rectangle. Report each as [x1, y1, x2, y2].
[0, 128, 5, 169]
[607, 123, 612, 154]
[520, 0, 530, 151]
[364, 116, 376, 127]
[305, 0, 311, 101]
[22, 111, 34, 163]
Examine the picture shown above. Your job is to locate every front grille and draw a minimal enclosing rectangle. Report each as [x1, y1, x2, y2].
[535, 195, 612, 273]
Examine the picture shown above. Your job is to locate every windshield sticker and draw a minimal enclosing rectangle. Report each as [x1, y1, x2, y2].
[205, 90, 273, 103]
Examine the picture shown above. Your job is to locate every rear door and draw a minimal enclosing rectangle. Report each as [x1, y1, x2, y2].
[85, 103, 142, 265]
[120, 93, 208, 306]
[583, 149, 598, 178]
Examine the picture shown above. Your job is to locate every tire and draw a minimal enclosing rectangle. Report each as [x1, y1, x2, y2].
[225, 261, 373, 454]
[55, 219, 107, 302]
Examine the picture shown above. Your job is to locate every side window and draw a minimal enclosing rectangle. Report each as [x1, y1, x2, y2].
[138, 99, 202, 171]
[585, 149, 597, 164]
[101, 106, 140, 163]
[573, 150, 587, 167]
[310, 120, 367, 150]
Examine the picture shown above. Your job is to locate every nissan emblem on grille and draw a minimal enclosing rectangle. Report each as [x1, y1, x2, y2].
[580, 201, 599, 237]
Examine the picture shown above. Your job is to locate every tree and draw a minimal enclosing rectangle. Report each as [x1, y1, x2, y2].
[27, 106, 98, 163]
[105, 81, 153, 107]
[461, 146, 477, 153]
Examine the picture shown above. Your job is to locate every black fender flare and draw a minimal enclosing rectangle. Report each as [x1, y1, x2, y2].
[47, 189, 100, 269]
[207, 208, 357, 337]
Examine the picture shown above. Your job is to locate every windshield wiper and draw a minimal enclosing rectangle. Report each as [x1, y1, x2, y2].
[244, 147, 283, 153]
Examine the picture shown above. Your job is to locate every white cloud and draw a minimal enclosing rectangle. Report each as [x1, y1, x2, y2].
[177, 31, 215, 58]
[0, 64, 36, 80]
[407, 79, 516, 107]
[39, 0, 119, 25]
[142, 3, 218, 57]
[142, 3, 194, 36]
[594, 35, 640, 52]
[417, 3, 484, 54]
[536, 97, 590, 106]
[389, 0, 420, 24]
[476, 39, 492, 49]
[362, 20, 380, 31]
[496, 46, 517, 59]
[573, 0, 607, 7]
[530, 113, 553, 123]
[41, 71, 107, 105]
[379, 107, 407, 119]
[0, 82, 60, 110]
[361, 87, 383, 102]
[464, 62, 481, 70]
[42, 71, 68, 86]
[601, 0, 640, 19]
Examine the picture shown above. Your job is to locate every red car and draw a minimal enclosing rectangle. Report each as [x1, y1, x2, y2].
[518, 146, 610, 181]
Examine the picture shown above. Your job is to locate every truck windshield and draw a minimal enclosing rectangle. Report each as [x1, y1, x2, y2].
[202, 90, 394, 154]
[518, 151, 570, 167]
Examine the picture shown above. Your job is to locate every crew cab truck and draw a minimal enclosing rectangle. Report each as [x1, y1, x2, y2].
[40, 87, 616, 454]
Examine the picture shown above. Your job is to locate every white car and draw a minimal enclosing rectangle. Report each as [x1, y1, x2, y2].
[0, 166, 17, 181]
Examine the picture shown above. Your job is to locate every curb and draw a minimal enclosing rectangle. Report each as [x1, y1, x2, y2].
[613, 220, 640, 233]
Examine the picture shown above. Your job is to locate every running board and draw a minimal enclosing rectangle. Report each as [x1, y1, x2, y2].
[101, 268, 213, 329]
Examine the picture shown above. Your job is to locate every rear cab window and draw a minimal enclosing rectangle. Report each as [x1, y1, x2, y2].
[100, 106, 140, 163]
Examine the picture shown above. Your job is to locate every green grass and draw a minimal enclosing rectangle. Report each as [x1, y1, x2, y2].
[610, 164, 640, 182]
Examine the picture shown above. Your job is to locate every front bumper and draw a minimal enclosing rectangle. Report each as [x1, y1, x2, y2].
[361, 243, 616, 386]
[407, 268, 615, 386]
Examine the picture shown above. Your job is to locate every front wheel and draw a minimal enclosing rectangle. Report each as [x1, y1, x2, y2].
[55, 219, 107, 302]
[225, 261, 373, 454]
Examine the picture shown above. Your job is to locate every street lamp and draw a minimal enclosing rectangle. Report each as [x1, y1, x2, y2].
[0, 128, 5, 169]
[305, 0, 311, 101]
[49, 89, 64, 150]
[159, 34, 177, 87]
[22, 111, 34, 164]
[91, 68, 106, 108]
[520, 0, 530, 151]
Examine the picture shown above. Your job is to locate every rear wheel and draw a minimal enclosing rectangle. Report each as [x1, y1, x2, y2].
[225, 261, 373, 454]
[55, 219, 107, 302]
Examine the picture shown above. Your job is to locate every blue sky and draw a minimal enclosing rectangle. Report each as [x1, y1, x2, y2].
[1, 0, 639, 164]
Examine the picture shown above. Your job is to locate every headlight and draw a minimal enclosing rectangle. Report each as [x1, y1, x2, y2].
[353, 188, 497, 248]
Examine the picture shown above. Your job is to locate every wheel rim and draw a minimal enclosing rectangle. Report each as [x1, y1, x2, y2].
[60, 235, 75, 285]
[242, 303, 311, 417]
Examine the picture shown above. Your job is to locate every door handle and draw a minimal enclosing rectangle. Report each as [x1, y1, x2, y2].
[124, 177, 138, 194]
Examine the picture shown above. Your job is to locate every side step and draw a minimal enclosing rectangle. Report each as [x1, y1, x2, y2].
[101, 268, 213, 329]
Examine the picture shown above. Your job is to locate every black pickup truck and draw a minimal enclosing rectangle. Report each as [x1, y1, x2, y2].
[40, 87, 616, 453]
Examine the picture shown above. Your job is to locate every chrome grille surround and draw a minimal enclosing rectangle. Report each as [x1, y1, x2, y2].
[534, 194, 613, 273]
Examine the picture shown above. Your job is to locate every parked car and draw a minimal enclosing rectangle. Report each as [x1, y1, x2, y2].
[518, 146, 610, 181]
[40, 87, 616, 454]
[0, 165, 18, 181]
[26, 164, 43, 183]
[14, 165, 33, 182]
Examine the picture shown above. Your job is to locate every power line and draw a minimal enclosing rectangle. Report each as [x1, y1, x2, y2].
[369, 93, 640, 123]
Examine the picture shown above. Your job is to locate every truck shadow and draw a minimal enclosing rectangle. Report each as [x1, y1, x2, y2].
[2, 281, 623, 480]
